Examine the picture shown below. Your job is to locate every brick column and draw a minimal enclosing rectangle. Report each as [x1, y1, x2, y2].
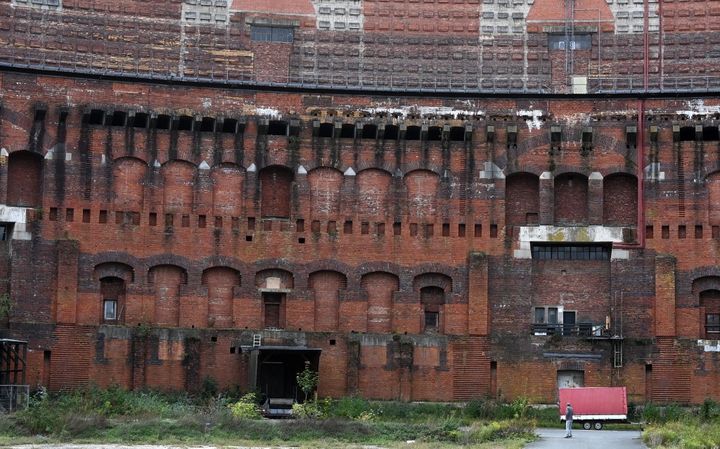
[539, 171, 554, 225]
[588, 172, 603, 225]
[654, 255, 676, 337]
[0, 148, 7, 204]
[467, 251, 488, 336]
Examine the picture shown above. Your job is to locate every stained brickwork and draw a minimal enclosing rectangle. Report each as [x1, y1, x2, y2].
[1, 0, 720, 404]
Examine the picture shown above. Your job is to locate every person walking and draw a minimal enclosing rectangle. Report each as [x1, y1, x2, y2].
[565, 402, 574, 438]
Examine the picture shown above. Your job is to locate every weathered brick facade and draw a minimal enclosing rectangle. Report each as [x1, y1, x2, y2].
[0, 0, 719, 405]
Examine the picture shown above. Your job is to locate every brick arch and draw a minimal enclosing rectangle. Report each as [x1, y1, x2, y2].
[162, 160, 196, 213]
[113, 157, 148, 210]
[554, 172, 588, 225]
[255, 268, 294, 289]
[148, 264, 188, 327]
[505, 172, 539, 226]
[404, 169, 440, 220]
[94, 262, 135, 284]
[309, 270, 347, 331]
[7, 150, 43, 207]
[357, 168, 392, 218]
[211, 163, 244, 216]
[362, 271, 400, 333]
[259, 165, 293, 218]
[202, 267, 241, 328]
[603, 173, 637, 226]
[692, 276, 720, 296]
[412, 272, 453, 293]
[355, 161, 396, 174]
[307, 167, 343, 218]
[401, 162, 443, 178]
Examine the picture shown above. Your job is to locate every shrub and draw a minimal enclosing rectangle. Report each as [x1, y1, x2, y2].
[228, 393, 261, 420]
[292, 401, 326, 419]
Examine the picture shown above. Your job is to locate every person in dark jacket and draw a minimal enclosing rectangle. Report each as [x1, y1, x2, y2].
[565, 402, 573, 438]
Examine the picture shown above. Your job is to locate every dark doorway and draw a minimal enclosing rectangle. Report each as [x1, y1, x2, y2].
[255, 349, 320, 402]
[263, 292, 284, 329]
[563, 311, 576, 336]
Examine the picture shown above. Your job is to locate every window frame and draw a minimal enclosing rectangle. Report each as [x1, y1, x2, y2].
[103, 299, 118, 321]
[707, 313, 720, 335]
[251, 25, 294, 43]
[532, 306, 577, 336]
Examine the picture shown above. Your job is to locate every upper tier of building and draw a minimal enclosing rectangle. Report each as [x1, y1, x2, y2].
[0, 0, 718, 94]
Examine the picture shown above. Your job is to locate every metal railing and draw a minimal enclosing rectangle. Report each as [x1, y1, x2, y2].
[0, 385, 29, 413]
[531, 323, 607, 337]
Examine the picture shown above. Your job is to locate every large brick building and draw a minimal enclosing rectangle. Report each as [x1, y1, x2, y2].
[0, 0, 718, 404]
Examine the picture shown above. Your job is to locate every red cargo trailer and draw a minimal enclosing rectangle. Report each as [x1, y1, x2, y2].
[559, 387, 628, 430]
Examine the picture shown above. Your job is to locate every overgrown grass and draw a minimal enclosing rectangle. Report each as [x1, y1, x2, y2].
[642, 400, 720, 449]
[0, 387, 537, 447]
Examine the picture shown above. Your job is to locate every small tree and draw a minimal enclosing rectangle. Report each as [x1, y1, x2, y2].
[296, 361, 319, 402]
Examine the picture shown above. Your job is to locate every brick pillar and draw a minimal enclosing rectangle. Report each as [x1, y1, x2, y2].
[467, 251, 488, 336]
[55, 240, 79, 324]
[0, 148, 7, 204]
[539, 171, 554, 225]
[588, 172, 603, 225]
[655, 255, 676, 337]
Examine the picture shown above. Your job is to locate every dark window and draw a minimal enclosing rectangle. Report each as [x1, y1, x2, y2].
[200, 117, 216, 132]
[679, 126, 695, 141]
[263, 293, 283, 329]
[531, 244, 611, 260]
[111, 111, 127, 127]
[427, 126, 442, 141]
[177, 116, 193, 131]
[548, 34, 592, 50]
[0, 224, 9, 241]
[340, 124, 356, 139]
[268, 120, 288, 136]
[707, 314, 720, 335]
[449, 126, 466, 142]
[251, 25, 294, 43]
[133, 112, 149, 128]
[362, 124, 378, 139]
[156, 115, 171, 130]
[424, 311, 439, 329]
[318, 123, 334, 138]
[704, 126, 719, 141]
[384, 125, 399, 140]
[405, 126, 421, 140]
[222, 119, 238, 133]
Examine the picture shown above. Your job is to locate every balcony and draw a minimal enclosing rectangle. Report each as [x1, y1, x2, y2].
[531, 322, 618, 339]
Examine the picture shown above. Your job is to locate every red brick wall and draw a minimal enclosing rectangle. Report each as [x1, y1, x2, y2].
[7, 151, 43, 207]
[603, 173, 637, 226]
[505, 172, 539, 226]
[554, 173, 588, 225]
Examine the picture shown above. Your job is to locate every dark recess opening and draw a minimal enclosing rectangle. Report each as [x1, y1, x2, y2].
[177, 116, 194, 131]
[156, 115, 172, 130]
[222, 119, 238, 133]
[362, 124, 378, 139]
[88, 109, 105, 125]
[111, 111, 127, 127]
[449, 126, 465, 142]
[133, 113, 149, 128]
[34, 109, 46, 121]
[268, 120, 288, 136]
[200, 117, 215, 132]
[318, 123, 334, 138]
[704, 126, 720, 141]
[427, 126, 442, 141]
[340, 123, 356, 139]
[405, 126, 421, 140]
[384, 125, 399, 140]
[679, 126, 695, 141]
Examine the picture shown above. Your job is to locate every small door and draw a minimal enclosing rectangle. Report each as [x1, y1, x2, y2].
[557, 370, 585, 389]
[263, 292, 283, 329]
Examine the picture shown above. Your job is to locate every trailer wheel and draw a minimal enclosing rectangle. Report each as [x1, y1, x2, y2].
[582, 422, 592, 430]
[593, 422, 603, 430]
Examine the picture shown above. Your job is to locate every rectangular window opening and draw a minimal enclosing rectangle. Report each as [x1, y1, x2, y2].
[198, 215, 207, 228]
[377, 222, 385, 236]
[646, 225, 654, 239]
[251, 25, 294, 43]
[442, 223, 450, 237]
[65, 208, 74, 222]
[99, 210, 108, 224]
[661, 225, 670, 239]
[393, 222, 401, 236]
[531, 243, 611, 261]
[410, 223, 418, 236]
[458, 223, 466, 237]
[695, 225, 703, 239]
[474, 224, 482, 238]
[343, 220, 352, 234]
[82, 209, 91, 223]
[361, 222, 369, 235]
[678, 225, 686, 239]
[182, 215, 190, 228]
[149, 212, 157, 227]
[296, 219, 305, 233]
[103, 299, 118, 321]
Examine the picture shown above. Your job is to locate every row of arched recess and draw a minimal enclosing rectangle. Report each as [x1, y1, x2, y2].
[692, 276, 720, 339]
[505, 172, 638, 226]
[94, 262, 454, 334]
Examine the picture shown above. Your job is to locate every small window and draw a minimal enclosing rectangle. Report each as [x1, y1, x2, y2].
[548, 34, 592, 50]
[424, 311, 439, 329]
[707, 314, 720, 335]
[251, 25, 294, 43]
[0, 224, 9, 241]
[103, 299, 117, 320]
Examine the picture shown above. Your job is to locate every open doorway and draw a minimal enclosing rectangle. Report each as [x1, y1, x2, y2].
[251, 348, 321, 404]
